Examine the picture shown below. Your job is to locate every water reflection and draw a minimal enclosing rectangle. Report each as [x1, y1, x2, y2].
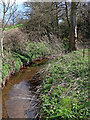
[2, 59, 48, 119]
[2, 66, 41, 119]
[5, 80, 38, 118]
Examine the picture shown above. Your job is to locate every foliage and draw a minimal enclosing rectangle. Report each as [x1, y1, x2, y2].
[25, 42, 50, 59]
[13, 42, 50, 62]
[2, 57, 22, 79]
[2, 41, 51, 79]
[40, 49, 89, 120]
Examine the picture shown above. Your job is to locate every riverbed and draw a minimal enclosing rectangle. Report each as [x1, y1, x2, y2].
[2, 59, 47, 119]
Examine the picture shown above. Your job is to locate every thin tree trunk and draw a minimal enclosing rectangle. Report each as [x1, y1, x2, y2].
[12, 10, 15, 26]
[55, 3, 59, 38]
[1, 3, 5, 58]
[65, 2, 70, 28]
[1, 26, 4, 58]
[69, 2, 77, 52]
[83, 48, 85, 58]
[0, 29, 2, 84]
[1, 27, 4, 58]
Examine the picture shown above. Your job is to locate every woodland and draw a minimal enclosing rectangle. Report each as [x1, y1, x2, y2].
[0, 1, 89, 120]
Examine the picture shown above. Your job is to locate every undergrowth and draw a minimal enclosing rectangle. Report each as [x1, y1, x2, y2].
[40, 49, 89, 120]
[2, 42, 51, 79]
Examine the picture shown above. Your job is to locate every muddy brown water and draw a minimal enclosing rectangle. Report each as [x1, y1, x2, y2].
[2, 59, 48, 119]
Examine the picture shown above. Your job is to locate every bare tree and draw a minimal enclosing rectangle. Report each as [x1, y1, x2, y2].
[11, 4, 18, 26]
[0, 0, 17, 57]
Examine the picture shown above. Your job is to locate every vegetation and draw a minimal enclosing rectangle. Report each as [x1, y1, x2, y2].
[0, 1, 89, 119]
[40, 49, 89, 120]
[4, 24, 24, 31]
[2, 41, 51, 79]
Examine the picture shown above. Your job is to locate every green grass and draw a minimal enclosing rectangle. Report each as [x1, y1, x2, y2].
[0, 24, 24, 31]
[4, 24, 24, 31]
[40, 49, 89, 120]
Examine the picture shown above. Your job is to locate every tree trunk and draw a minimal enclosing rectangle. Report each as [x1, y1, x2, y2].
[0, 29, 2, 85]
[1, 30, 4, 58]
[55, 3, 59, 38]
[65, 2, 70, 28]
[69, 2, 77, 52]
[13, 12, 15, 26]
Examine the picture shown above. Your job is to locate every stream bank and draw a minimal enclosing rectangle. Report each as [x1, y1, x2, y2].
[1, 57, 48, 88]
[2, 52, 63, 119]
[1, 52, 62, 88]
[2, 58, 48, 119]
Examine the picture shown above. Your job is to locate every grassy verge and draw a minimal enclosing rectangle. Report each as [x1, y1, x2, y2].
[0, 24, 24, 31]
[2, 42, 51, 79]
[4, 24, 24, 31]
[40, 49, 89, 120]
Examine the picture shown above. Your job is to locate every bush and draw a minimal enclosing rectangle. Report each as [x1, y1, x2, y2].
[2, 57, 22, 79]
